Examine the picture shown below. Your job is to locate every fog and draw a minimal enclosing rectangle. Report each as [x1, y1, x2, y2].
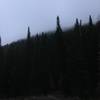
[0, 0, 99, 45]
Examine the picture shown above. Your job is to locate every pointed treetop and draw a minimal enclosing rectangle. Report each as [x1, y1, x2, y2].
[56, 16, 62, 33]
[27, 26, 31, 39]
[75, 18, 79, 27]
[80, 20, 82, 27]
[89, 15, 93, 26]
[57, 16, 60, 27]
[36, 34, 39, 40]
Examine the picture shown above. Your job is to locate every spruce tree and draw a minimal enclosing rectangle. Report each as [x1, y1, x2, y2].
[27, 26, 31, 40]
[25, 26, 32, 94]
[55, 16, 67, 93]
[74, 18, 80, 39]
[56, 16, 62, 33]
[75, 18, 79, 28]
[80, 20, 82, 27]
[89, 15, 93, 26]
[87, 15, 97, 97]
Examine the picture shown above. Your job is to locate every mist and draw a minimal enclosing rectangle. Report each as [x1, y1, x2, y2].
[0, 0, 99, 45]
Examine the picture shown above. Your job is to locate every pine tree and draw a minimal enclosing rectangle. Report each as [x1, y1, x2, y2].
[89, 15, 93, 26]
[25, 26, 32, 94]
[27, 27, 31, 39]
[80, 20, 82, 27]
[26, 26, 32, 49]
[74, 18, 80, 39]
[56, 16, 62, 33]
[55, 16, 67, 92]
[75, 18, 79, 28]
[87, 15, 97, 97]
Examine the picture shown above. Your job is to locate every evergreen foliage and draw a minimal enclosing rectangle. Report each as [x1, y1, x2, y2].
[0, 16, 99, 99]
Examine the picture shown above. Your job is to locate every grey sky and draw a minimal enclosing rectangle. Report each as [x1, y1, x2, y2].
[0, 0, 100, 45]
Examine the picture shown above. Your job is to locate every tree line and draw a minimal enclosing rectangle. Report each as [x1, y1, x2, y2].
[0, 15, 99, 98]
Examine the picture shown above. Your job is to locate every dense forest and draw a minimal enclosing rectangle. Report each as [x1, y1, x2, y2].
[0, 15, 99, 99]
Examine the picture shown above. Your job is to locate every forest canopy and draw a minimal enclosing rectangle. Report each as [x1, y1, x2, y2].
[0, 16, 99, 98]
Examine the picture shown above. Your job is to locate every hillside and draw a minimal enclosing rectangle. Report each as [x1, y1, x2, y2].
[0, 16, 99, 99]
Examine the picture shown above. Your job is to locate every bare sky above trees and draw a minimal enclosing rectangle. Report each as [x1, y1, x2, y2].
[0, 0, 99, 45]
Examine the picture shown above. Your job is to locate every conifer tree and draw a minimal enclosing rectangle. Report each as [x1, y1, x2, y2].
[56, 16, 62, 33]
[74, 18, 80, 39]
[55, 16, 67, 92]
[80, 20, 82, 27]
[26, 26, 31, 48]
[89, 15, 93, 26]
[87, 15, 97, 97]
[25, 26, 32, 94]
[27, 27, 31, 40]
[75, 18, 79, 28]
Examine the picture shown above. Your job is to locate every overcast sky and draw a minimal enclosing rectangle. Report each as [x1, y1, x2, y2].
[0, 0, 100, 45]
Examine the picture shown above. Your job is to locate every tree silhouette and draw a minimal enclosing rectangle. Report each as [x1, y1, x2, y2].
[56, 16, 62, 33]
[25, 26, 32, 95]
[89, 15, 93, 26]
[75, 18, 79, 28]
[0, 16, 99, 98]
[55, 16, 67, 93]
